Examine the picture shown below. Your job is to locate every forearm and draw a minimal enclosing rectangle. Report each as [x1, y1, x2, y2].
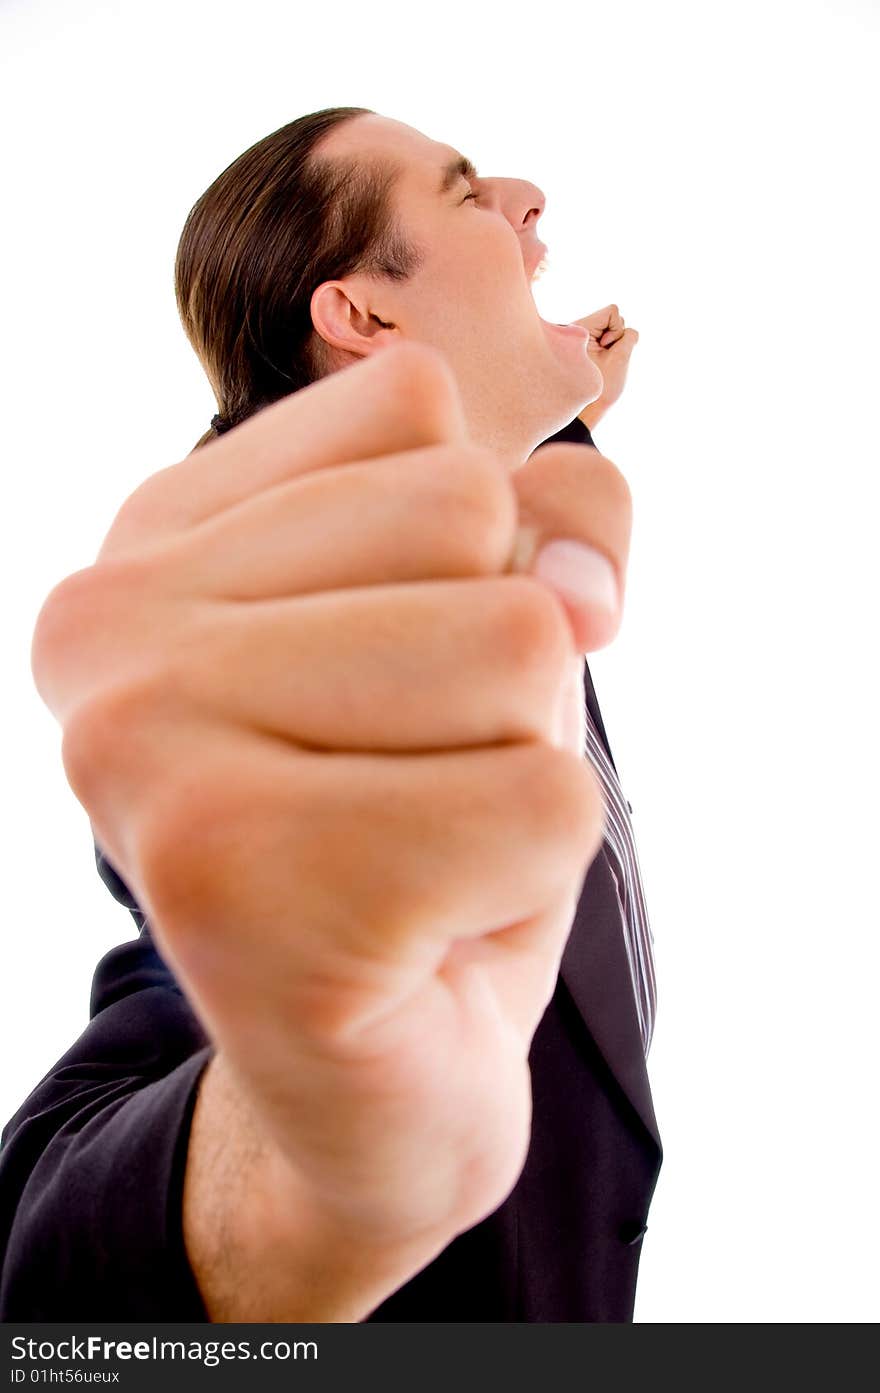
[0, 979, 216, 1321]
[183, 1051, 446, 1322]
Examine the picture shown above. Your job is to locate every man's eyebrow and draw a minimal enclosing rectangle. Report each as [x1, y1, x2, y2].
[438, 154, 478, 196]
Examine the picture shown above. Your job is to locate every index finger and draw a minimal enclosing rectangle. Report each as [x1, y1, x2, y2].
[597, 304, 625, 345]
[102, 343, 468, 553]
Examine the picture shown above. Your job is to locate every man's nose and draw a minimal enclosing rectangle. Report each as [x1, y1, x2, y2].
[488, 176, 546, 230]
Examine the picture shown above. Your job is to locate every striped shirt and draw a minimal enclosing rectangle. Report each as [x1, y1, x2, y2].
[581, 699, 657, 1057]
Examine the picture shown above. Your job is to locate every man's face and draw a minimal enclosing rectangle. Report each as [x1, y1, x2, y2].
[312, 113, 604, 460]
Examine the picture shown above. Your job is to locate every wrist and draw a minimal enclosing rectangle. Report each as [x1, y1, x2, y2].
[185, 1051, 455, 1322]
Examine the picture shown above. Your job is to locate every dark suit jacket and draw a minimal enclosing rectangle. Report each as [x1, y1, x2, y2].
[0, 415, 662, 1322]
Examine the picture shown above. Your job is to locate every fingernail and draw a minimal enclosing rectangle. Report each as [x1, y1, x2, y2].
[532, 540, 619, 615]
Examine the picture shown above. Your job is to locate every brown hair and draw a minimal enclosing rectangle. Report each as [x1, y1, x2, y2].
[174, 106, 426, 452]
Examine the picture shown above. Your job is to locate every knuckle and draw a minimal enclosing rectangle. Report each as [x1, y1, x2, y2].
[96, 487, 166, 560]
[31, 566, 102, 685]
[32, 559, 152, 691]
[136, 755, 319, 934]
[60, 695, 111, 789]
[380, 341, 465, 440]
[59, 701, 105, 808]
[431, 445, 516, 572]
[60, 672, 170, 802]
[524, 745, 606, 866]
[493, 575, 572, 677]
[134, 768, 258, 922]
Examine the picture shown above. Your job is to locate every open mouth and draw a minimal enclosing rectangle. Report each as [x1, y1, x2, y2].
[527, 252, 588, 338]
[530, 253, 550, 287]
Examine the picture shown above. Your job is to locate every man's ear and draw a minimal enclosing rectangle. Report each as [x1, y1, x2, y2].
[309, 281, 399, 359]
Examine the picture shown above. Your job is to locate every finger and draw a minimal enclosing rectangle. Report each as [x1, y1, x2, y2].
[441, 880, 584, 1039]
[129, 728, 604, 980]
[509, 443, 632, 651]
[41, 438, 625, 724]
[586, 303, 621, 340]
[598, 306, 625, 347]
[606, 304, 624, 331]
[143, 575, 574, 753]
[100, 343, 468, 554]
[602, 325, 639, 352]
[137, 442, 517, 601]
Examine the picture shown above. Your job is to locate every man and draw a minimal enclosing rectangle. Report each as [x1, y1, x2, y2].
[0, 114, 660, 1321]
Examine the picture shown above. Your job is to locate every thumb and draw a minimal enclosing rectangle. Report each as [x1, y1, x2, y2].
[612, 326, 640, 355]
[508, 442, 632, 654]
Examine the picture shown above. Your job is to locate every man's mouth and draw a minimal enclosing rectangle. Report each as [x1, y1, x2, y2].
[530, 253, 549, 287]
[525, 241, 549, 290]
[524, 245, 588, 337]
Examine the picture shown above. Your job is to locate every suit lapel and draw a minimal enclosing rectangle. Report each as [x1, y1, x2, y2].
[560, 847, 660, 1149]
[559, 661, 661, 1150]
[583, 659, 617, 774]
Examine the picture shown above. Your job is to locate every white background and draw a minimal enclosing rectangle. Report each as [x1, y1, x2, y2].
[1, 0, 878, 1322]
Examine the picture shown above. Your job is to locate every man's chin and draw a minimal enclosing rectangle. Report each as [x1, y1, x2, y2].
[538, 315, 590, 344]
[538, 318, 603, 394]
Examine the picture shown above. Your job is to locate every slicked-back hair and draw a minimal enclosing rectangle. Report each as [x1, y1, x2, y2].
[174, 107, 426, 452]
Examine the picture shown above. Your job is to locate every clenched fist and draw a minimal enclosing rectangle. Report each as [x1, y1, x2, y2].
[30, 343, 632, 1318]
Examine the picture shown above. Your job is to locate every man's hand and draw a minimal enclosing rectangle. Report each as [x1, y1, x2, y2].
[30, 343, 632, 1317]
[572, 304, 639, 430]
